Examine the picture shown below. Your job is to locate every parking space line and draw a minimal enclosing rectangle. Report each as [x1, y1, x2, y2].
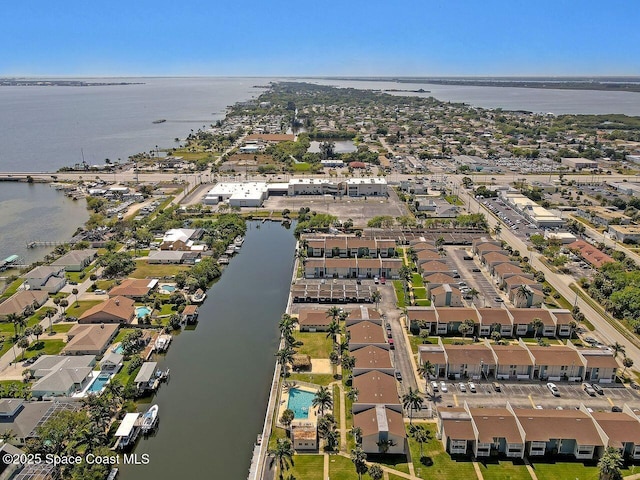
[453, 394, 459, 407]
[528, 394, 536, 408]
[607, 397, 614, 406]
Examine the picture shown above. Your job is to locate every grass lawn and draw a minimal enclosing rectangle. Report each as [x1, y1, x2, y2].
[293, 331, 333, 358]
[328, 454, 359, 480]
[96, 279, 117, 291]
[412, 273, 424, 287]
[22, 339, 66, 359]
[288, 455, 324, 480]
[113, 359, 140, 387]
[415, 299, 432, 306]
[288, 373, 335, 387]
[292, 162, 312, 172]
[479, 459, 532, 480]
[393, 280, 407, 308]
[367, 454, 410, 474]
[408, 424, 476, 480]
[333, 385, 341, 426]
[51, 323, 74, 334]
[158, 304, 178, 316]
[388, 475, 408, 480]
[113, 328, 137, 344]
[65, 300, 102, 318]
[131, 260, 190, 279]
[530, 461, 635, 480]
[413, 287, 427, 300]
[0, 278, 24, 299]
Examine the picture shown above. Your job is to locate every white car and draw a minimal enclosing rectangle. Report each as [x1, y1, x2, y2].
[547, 382, 560, 397]
[583, 383, 596, 396]
[430, 381, 439, 392]
[467, 382, 477, 393]
[440, 381, 448, 393]
[458, 383, 467, 392]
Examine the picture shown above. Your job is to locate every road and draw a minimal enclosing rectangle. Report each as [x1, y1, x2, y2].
[451, 177, 640, 371]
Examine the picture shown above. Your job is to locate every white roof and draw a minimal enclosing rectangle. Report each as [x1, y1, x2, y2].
[163, 229, 196, 244]
[115, 413, 140, 437]
[345, 178, 387, 185]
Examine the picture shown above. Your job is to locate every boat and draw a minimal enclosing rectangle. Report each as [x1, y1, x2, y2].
[141, 404, 159, 433]
[152, 119, 166, 124]
[154, 335, 171, 352]
[191, 289, 207, 303]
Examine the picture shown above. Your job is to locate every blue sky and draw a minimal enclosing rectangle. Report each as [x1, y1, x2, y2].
[2, 0, 638, 76]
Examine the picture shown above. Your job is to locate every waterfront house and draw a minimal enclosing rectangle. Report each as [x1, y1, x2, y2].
[51, 249, 98, 272]
[29, 355, 95, 398]
[79, 296, 135, 325]
[354, 405, 406, 455]
[181, 305, 199, 324]
[99, 351, 124, 373]
[0, 400, 71, 446]
[0, 290, 48, 320]
[160, 228, 203, 251]
[148, 250, 200, 264]
[23, 265, 66, 293]
[108, 278, 158, 300]
[62, 323, 119, 356]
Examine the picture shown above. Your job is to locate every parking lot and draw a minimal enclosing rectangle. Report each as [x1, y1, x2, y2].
[429, 379, 640, 410]
[444, 246, 503, 308]
[480, 197, 538, 244]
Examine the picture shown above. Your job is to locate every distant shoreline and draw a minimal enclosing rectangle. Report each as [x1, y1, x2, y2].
[0, 79, 144, 87]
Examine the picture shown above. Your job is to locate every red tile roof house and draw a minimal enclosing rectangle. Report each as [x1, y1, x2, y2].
[108, 278, 158, 300]
[345, 306, 382, 326]
[78, 296, 135, 325]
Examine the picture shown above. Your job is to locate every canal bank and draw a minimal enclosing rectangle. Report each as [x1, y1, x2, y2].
[119, 220, 296, 480]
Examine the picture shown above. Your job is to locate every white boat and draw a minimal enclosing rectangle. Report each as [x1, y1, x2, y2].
[141, 404, 159, 433]
[154, 335, 171, 352]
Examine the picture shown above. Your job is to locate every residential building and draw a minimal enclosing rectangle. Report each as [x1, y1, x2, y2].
[347, 321, 388, 350]
[29, 355, 96, 397]
[23, 265, 66, 293]
[352, 345, 394, 375]
[590, 409, 640, 459]
[298, 309, 333, 332]
[78, 296, 135, 324]
[491, 343, 535, 380]
[443, 344, 493, 380]
[0, 290, 48, 320]
[160, 228, 203, 250]
[108, 278, 158, 300]
[62, 323, 119, 356]
[354, 406, 406, 454]
[527, 345, 584, 381]
[430, 284, 463, 307]
[291, 422, 317, 451]
[352, 371, 401, 413]
[51, 249, 98, 272]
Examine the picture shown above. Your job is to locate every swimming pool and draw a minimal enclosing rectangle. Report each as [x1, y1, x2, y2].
[88, 373, 111, 393]
[136, 306, 152, 318]
[160, 285, 176, 293]
[113, 344, 124, 354]
[287, 388, 316, 419]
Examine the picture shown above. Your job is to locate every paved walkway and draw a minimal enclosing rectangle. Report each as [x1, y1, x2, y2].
[524, 458, 538, 480]
[472, 460, 485, 480]
[323, 453, 329, 480]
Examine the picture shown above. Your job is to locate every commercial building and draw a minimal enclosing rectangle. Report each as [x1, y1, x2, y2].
[501, 192, 564, 228]
[608, 225, 640, 244]
[561, 157, 599, 170]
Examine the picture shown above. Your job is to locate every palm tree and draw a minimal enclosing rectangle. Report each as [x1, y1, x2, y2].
[368, 464, 383, 480]
[417, 361, 435, 380]
[312, 386, 333, 417]
[16, 336, 29, 360]
[32, 324, 43, 342]
[268, 438, 295, 479]
[346, 388, 359, 402]
[279, 314, 297, 338]
[372, 290, 382, 309]
[413, 426, 432, 458]
[326, 321, 341, 344]
[350, 447, 368, 480]
[6, 313, 20, 339]
[376, 439, 396, 454]
[402, 387, 423, 425]
[350, 425, 362, 445]
[0, 429, 16, 444]
[467, 288, 480, 305]
[492, 224, 502, 238]
[276, 347, 295, 378]
[324, 428, 339, 451]
[458, 319, 475, 339]
[279, 409, 295, 431]
[568, 320, 578, 339]
[341, 354, 355, 371]
[72, 288, 79, 307]
[598, 446, 623, 480]
[515, 285, 531, 307]
[326, 306, 341, 323]
[610, 342, 626, 359]
[530, 318, 544, 339]
[621, 357, 634, 377]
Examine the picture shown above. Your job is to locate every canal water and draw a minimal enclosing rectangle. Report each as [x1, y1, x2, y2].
[119, 220, 296, 480]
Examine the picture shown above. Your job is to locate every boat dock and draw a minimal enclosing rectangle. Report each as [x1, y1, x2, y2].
[26, 240, 66, 248]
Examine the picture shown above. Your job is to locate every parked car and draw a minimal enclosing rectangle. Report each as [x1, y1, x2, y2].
[440, 381, 448, 393]
[395, 370, 402, 381]
[592, 384, 604, 395]
[584, 336, 597, 344]
[468, 382, 477, 393]
[458, 383, 467, 392]
[379, 277, 386, 285]
[374, 276, 379, 284]
[494, 297, 504, 303]
[472, 268, 481, 272]
[583, 383, 596, 396]
[547, 382, 560, 397]
[612, 406, 623, 412]
[387, 331, 393, 339]
[430, 381, 439, 392]
[94, 289, 106, 295]
[492, 382, 501, 392]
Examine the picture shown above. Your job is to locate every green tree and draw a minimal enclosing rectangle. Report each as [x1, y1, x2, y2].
[72, 288, 79, 307]
[530, 318, 544, 339]
[417, 361, 435, 380]
[368, 464, 384, 480]
[372, 290, 382, 309]
[622, 357, 634, 377]
[326, 321, 341, 344]
[17, 336, 29, 360]
[276, 347, 295, 379]
[268, 438, 295, 480]
[458, 319, 475, 339]
[350, 447, 368, 480]
[413, 426, 432, 458]
[598, 446, 623, 480]
[610, 342, 626, 359]
[401, 387, 423, 425]
[279, 409, 295, 431]
[312, 386, 333, 417]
